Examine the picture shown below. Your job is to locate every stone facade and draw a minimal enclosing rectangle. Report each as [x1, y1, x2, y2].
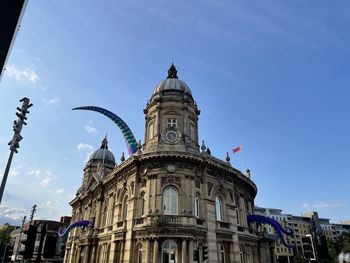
[64, 65, 274, 263]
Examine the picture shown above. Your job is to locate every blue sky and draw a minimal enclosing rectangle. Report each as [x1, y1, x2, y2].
[0, 0, 349, 225]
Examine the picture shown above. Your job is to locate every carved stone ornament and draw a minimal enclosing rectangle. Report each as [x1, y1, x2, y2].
[166, 164, 176, 173]
[207, 182, 213, 195]
[195, 178, 201, 189]
[141, 166, 148, 176]
[140, 178, 147, 188]
[161, 175, 181, 187]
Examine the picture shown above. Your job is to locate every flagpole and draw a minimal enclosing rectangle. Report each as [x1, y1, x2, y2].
[241, 145, 246, 173]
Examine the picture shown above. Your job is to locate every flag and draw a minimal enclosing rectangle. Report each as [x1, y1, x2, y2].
[232, 145, 242, 154]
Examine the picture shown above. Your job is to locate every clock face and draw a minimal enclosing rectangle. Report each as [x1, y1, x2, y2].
[165, 130, 178, 143]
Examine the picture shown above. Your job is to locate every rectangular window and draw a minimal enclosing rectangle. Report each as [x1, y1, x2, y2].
[167, 118, 177, 128]
[149, 123, 154, 140]
[195, 197, 199, 218]
[190, 123, 195, 140]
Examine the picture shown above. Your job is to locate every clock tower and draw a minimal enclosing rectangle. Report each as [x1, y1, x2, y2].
[143, 64, 201, 153]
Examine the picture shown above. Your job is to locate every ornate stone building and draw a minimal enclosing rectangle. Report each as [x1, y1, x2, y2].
[64, 65, 275, 263]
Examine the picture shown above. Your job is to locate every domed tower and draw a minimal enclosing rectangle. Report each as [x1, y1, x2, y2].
[79, 137, 115, 194]
[143, 64, 201, 153]
[88, 137, 115, 168]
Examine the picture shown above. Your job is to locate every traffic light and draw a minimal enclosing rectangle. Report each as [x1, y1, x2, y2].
[193, 248, 199, 262]
[19, 224, 37, 259]
[4, 243, 14, 262]
[302, 235, 316, 260]
[202, 245, 208, 261]
[43, 234, 57, 258]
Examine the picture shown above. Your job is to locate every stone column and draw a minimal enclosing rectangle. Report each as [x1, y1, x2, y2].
[153, 239, 159, 263]
[95, 198, 103, 228]
[75, 246, 81, 263]
[90, 246, 96, 263]
[229, 242, 235, 263]
[109, 241, 117, 263]
[189, 239, 194, 263]
[83, 246, 90, 263]
[181, 239, 187, 263]
[146, 239, 151, 263]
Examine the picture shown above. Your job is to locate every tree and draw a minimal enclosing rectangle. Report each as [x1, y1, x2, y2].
[326, 233, 350, 263]
[0, 223, 16, 255]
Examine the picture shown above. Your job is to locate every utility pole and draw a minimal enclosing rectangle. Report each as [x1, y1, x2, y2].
[0, 97, 32, 204]
[13, 215, 26, 262]
[29, 204, 37, 224]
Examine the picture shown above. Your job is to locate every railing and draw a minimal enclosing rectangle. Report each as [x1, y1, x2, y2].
[116, 220, 125, 228]
[162, 215, 183, 223]
[237, 226, 244, 232]
[196, 218, 204, 225]
[134, 218, 144, 225]
[216, 221, 230, 229]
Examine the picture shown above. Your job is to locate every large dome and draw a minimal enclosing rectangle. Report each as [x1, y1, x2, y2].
[89, 137, 115, 165]
[151, 64, 193, 100]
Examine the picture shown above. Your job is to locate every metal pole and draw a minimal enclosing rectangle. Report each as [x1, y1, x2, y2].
[0, 97, 32, 205]
[0, 150, 15, 204]
[1, 243, 10, 263]
[13, 215, 26, 262]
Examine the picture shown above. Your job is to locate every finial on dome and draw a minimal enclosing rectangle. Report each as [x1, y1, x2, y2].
[120, 152, 125, 162]
[201, 140, 206, 152]
[167, 63, 178, 79]
[226, 152, 231, 163]
[100, 135, 108, 149]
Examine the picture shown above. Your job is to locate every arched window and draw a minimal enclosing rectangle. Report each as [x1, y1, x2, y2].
[102, 204, 108, 226]
[163, 187, 178, 215]
[215, 196, 223, 221]
[194, 193, 200, 218]
[162, 239, 177, 263]
[137, 243, 143, 263]
[219, 243, 225, 263]
[122, 195, 128, 220]
[240, 246, 244, 263]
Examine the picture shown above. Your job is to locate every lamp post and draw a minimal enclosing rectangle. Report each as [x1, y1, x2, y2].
[0, 97, 32, 204]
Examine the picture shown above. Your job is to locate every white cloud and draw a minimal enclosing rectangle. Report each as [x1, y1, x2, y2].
[85, 125, 99, 135]
[9, 165, 21, 177]
[43, 97, 61, 106]
[0, 205, 29, 221]
[77, 143, 94, 151]
[27, 168, 41, 179]
[56, 188, 64, 194]
[5, 65, 39, 84]
[27, 168, 55, 187]
[77, 143, 94, 164]
[302, 202, 345, 210]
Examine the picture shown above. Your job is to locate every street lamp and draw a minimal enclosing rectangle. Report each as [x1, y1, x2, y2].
[0, 97, 32, 204]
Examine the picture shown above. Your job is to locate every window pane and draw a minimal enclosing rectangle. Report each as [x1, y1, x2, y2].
[216, 197, 222, 220]
[164, 187, 178, 215]
[163, 252, 169, 263]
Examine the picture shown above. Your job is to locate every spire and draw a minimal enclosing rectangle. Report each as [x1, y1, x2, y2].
[120, 152, 125, 162]
[100, 135, 108, 149]
[167, 63, 178, 79]
[226, 152, 231, 163]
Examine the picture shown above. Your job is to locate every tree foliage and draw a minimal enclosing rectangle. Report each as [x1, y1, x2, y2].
[327, 233, 350, 263]
[0, 223, 16, 255]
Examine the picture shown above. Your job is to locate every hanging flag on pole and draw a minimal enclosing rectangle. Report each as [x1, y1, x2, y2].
[232, 145, 242, 154]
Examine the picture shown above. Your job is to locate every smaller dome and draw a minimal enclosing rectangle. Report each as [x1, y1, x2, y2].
[89, 137, 115, 165]
[151, 64, 192, 99]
